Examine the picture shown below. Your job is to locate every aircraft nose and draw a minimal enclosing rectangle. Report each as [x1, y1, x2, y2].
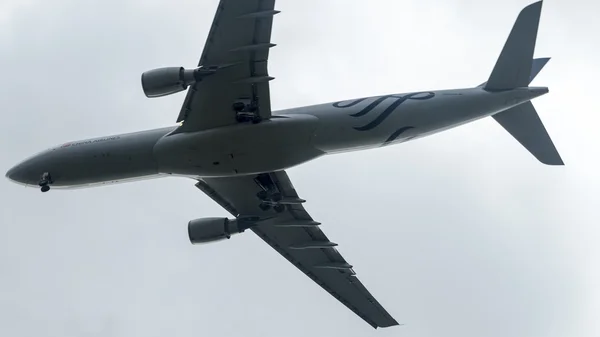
[5, 166, 15, 180]
[5, 160, 39, 185]
[6, 163, 26, 183]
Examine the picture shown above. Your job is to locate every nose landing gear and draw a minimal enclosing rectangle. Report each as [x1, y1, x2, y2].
[38, 172, 53, 193]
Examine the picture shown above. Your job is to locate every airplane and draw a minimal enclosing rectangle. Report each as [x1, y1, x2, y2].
[5, 0, 562, 329]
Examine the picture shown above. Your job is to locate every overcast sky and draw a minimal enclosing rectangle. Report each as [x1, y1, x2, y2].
[1, 0, 598, 336]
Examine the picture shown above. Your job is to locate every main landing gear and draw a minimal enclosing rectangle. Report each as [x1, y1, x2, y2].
[233, 100, 262, 124]
[38, 172, 53, 193]
[257, 190, 286, 213]
[254, 174, 286, 213]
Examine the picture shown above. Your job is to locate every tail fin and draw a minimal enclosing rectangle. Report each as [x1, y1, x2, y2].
[485, 1, 543, 90]
[486, 1, 563, 165]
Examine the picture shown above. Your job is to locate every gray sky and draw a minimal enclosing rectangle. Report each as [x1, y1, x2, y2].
[1, 0, 598, 336]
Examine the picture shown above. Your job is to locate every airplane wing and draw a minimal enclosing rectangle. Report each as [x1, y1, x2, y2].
[195, 171, 399, 329]
[175, 0, 277, 132]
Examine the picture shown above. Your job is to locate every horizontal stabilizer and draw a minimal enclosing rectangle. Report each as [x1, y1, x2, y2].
[528, 57, 550, 83]
[493, 101, 563, 165]
[485, 1, 543, 90]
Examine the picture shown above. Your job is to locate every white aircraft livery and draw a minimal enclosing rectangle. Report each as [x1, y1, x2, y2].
[5, 0, 562, 329]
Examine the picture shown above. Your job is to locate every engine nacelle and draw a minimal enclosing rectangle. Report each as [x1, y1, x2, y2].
[188, 217, 249, 245]
[141, 66, 215, 98]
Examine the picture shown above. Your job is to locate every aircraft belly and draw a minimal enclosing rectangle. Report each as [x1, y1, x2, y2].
[46, 128, 167, 186]
[57, 151, 157, 185]
[154, 114, 323, 177]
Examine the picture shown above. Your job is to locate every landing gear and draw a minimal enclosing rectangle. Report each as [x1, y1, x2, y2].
[256, 190, 268, 200]
[258, 201, 286, 213]
[233, 100, 262, 124]
[256, 190, 282, 202]
[254, 173, 286, 213]
[235, 112, 262, 124]
[232, 102, 246, 112]
[38, 172, 53, 193]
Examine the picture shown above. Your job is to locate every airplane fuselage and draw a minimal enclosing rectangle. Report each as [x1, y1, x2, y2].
[5, 87, 547, 189]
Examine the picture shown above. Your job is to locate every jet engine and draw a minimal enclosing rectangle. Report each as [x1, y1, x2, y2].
[141, 66, 216, 98]
[188, 217, 251, 245]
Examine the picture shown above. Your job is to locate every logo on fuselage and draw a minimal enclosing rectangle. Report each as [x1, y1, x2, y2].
[332, 92, 435, 145]
[60, 136, 121, 148]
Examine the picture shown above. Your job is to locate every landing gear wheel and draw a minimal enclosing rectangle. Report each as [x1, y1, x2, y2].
[274, 204, 286, 213]
[235, 114, 247, 123]
[38, 172, 52, 192]
[256, 190, 268, 200]
[235, 113, 262, 124]
[232, 102, 245, 112]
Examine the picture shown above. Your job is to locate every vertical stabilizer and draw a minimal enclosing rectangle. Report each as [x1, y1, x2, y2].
[485, 1, 543, 90]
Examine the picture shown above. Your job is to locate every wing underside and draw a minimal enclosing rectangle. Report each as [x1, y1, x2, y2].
[196, 171, 399, 328]
[175, 0, 277, 132]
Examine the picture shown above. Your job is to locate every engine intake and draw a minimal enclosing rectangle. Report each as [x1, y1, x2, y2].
[188, 217, 251, 245]
[141, 66, 216, 98]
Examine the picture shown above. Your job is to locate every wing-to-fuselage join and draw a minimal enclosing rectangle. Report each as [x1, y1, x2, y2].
[5, 0, 562, 329]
